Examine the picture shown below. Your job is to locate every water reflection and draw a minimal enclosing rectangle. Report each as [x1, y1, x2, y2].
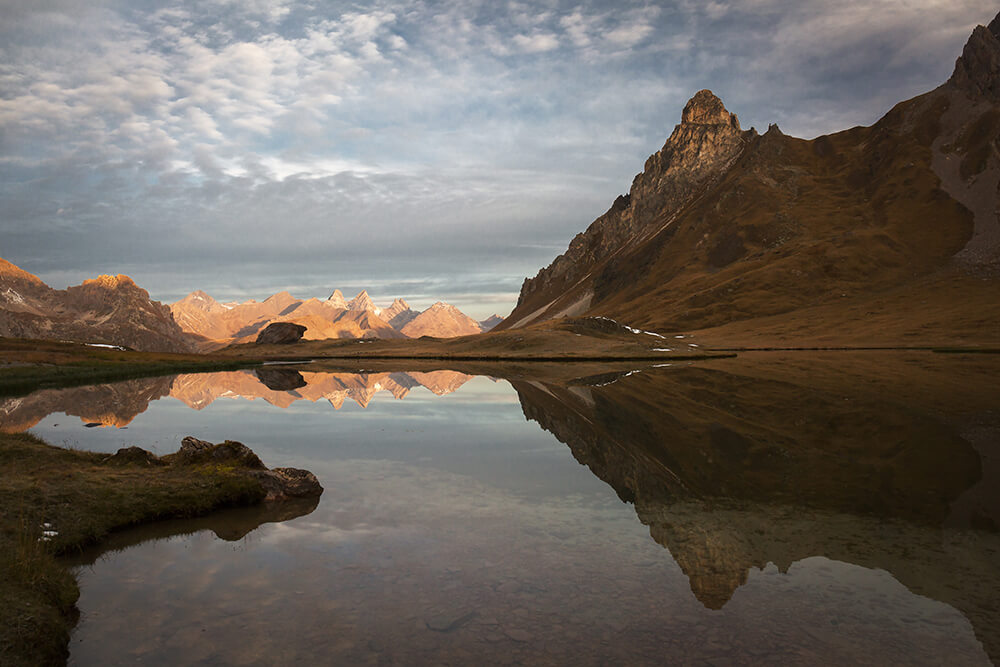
[511, 352, 1000, 659]
[0, 368, 474, 431]
[3, 353, 998, 664]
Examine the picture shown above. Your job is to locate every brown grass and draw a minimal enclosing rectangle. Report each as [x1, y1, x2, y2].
[0, 432, 267, 666]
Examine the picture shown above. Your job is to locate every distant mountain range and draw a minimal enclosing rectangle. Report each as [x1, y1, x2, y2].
[498, 12, 1000, 345]
[0, 257, 503, 352]
[169, 288, 502, 350]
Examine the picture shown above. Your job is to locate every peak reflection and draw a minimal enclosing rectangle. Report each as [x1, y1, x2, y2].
[0, 369, 474, 431]
[511, 352, 1000, 660]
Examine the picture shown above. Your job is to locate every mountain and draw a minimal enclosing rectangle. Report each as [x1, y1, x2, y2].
[326, 289, 348, 309]
[383, 298, 418, 329]
[498, 13, 1000, 346]
[400, 302, 484, 338]
[171, 289, 479, 347]
[0, 258, 195, 352]
[347, 289, 377, 313]
[479, 314, 504, 331]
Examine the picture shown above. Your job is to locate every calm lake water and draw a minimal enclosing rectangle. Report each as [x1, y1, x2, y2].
[4, 352, 999, 665]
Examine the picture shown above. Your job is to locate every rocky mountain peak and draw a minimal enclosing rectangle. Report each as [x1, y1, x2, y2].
[348, 290, 376, 312]
[81, 274, 137, 290]
[176, 290, 223, 313]
[681, 89, 740, 129]
[326, 289, 348, 309]
[950, 11, 1000, 101]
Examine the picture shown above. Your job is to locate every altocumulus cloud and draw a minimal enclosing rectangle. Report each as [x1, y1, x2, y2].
[0, 0, 994, 318]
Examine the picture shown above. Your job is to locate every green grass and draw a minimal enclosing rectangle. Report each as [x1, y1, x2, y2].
[0, 432, 268, 666]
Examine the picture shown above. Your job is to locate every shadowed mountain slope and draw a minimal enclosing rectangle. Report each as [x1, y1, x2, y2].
[498, 13, 1000, 346]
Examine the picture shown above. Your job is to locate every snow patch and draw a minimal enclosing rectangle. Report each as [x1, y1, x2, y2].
[592, 369, 642, 388]
[688, 343, 700, 348]
[651, 348, 673, 352]
[3, 288, 24, 304]
[652, 363, 673, 368]
[85, 343, 126, 350]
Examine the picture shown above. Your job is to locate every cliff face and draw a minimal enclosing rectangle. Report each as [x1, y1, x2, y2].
[500, 13, 1000, 343]
[508, 90, 755, 327]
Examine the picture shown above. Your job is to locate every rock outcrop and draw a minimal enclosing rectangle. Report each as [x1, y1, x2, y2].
[503, 89, 755, 329]
[124, 436, 325, 501]
[255, 322, 306, 345]
[951, 13, 1000, 102]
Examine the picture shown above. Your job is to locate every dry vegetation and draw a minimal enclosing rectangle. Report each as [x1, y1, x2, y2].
[0, 338, 259, 396]
[0, 432, 271, 666]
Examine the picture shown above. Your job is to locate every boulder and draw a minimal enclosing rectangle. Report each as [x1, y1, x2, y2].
[255, 322, 306, 344]
[166, 436, 266, 470]
[248, 467, 324, 501]
[167, 437, 323, 501]
[103, 446, 164, 466]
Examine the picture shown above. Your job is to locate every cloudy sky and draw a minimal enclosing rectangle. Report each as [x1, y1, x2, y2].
[0, 0, 994, 318]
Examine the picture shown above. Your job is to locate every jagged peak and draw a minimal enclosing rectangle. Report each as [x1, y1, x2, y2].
[327, 289, 345, 301]
[81, 274, 137, 289]
[390, 297, 410, 308]
[681, 89, 740, 130]
[348, 290, 376, 311]
[950, 11, 1000, 101]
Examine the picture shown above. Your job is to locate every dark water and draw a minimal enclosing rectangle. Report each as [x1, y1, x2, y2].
[4, 353, 998, 665]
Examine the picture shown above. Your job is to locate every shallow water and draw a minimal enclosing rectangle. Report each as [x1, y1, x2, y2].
[4, 354, 999, 665]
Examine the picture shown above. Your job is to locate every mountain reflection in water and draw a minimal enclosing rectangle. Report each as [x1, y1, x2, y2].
[0, 368, 475, 431]
[5, 352, 998, 664]
[511, 352, 1000, 661]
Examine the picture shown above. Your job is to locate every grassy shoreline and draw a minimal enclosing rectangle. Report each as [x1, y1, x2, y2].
[0, 337, 262, 397]
[0, 433, 275, 666]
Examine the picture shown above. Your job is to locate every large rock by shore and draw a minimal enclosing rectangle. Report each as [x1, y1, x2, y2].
[255, 322, 307, 345]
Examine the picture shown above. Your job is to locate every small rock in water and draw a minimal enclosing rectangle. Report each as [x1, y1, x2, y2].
[425, 610, 477, 633]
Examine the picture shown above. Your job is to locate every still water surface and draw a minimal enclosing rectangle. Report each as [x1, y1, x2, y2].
[5, 354, 999, 665]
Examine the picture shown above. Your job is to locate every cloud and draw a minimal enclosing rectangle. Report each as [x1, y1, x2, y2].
[512, 32, 560, 53]
[0, 0, 996, 316]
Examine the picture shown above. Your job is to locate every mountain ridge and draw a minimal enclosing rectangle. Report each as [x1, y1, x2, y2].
[170, 288, 488, 348]
[497, 11, 1000, 346]
[0, 260, 195, 352]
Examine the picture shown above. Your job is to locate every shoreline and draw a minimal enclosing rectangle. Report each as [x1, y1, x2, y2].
[0, 432, 320, 666]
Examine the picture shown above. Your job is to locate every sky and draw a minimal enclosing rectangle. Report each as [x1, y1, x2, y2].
[0, 0, 995, 319]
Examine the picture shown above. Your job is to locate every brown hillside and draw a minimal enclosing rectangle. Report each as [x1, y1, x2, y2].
[498, 13, 1000, 346]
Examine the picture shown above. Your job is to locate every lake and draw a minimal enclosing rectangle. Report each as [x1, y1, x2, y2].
[4, 352, 998, 665]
